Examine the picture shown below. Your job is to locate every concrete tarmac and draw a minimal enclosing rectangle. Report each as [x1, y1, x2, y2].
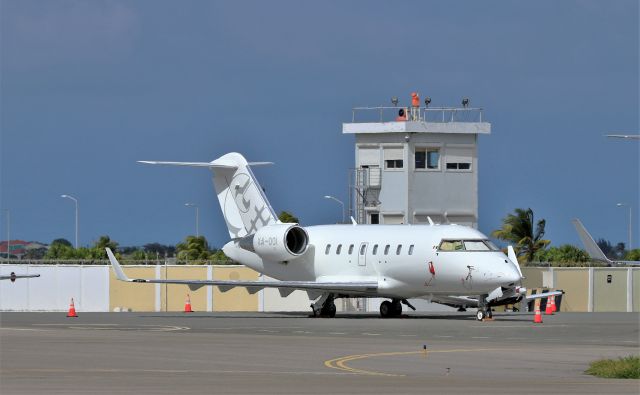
[1, 311, 639, 394]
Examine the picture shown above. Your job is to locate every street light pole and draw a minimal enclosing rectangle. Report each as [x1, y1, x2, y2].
[61, 194, 79, 248]
[4, 209, 9, 260]
[616, 203, 632, 250]
[324, 195, 345, 224]
[185, 203, 199, 237]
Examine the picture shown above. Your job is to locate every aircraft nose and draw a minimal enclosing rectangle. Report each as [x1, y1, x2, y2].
[503, 260, 522, 284]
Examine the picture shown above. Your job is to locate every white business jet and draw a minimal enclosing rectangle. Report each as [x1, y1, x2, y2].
[107, 152, 555, 320]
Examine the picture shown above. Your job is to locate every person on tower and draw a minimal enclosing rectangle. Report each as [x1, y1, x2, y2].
[410, 92, 420, 121]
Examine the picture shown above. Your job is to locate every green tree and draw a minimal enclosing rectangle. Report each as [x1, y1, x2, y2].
[51, 238, 72, 247]
[176, 235, 210, 261]
[625, 249, 640, 261]
[87, 235, 119, 259]
[278, 211, 299, 223]
[534, 244, 590, 264]
[44, 243, 75, 259]
[210, 249, 234, 264]
[491, 208, 550, 263]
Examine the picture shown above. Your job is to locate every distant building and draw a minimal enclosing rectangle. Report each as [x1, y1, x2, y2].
[0, 240, 48, 259]
[343, 96, 491, 227]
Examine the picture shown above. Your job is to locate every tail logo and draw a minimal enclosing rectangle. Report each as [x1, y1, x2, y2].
[232, 174, 252, 213]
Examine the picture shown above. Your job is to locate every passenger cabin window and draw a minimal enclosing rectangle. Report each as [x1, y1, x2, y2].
[348, 244, 354, 254]
[384, 245, 390, 255]
[408, 245, 414, 255]
[325, 244, 331, 254]
[373, 245, 378, 255]
[396, 245, 402, 255]
[336, 244, 342, 254]
[360, 244, 366, 255]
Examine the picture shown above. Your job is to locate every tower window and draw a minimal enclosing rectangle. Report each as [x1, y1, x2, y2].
[385, 159, 403, 169]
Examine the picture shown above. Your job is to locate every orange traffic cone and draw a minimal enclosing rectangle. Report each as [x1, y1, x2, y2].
[545, 296, 554, 315]
[533, 299, 543, 324]
[67, 298, 78, 318]
[550, 295, 557, 313]
[184, 294, 194, 313]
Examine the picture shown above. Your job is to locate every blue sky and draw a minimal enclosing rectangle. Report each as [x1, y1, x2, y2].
[1, 1, 638, 250]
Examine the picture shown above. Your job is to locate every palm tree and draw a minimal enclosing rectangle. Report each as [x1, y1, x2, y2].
[491, 208, 550, 262]
[176, 235, 211, 261]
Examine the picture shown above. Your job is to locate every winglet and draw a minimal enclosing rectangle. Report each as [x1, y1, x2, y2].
[507, 246, 524, 279]
[106, 248, 130, 281]
[350, 216, 358, 225]
[572, 218, 611, 263]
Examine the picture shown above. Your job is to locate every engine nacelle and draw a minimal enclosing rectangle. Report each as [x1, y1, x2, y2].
[238, 224, 309, 262]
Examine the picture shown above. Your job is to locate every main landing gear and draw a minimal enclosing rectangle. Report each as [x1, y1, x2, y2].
[311, 293, 336, 318]
[379, 299, 416, 318]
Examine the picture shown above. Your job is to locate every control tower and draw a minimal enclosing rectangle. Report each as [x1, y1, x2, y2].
[343, 96, 491, 227]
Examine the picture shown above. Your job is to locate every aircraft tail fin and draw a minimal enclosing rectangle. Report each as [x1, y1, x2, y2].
[139, 153, 278, 239]
[571, 219, 611, 263]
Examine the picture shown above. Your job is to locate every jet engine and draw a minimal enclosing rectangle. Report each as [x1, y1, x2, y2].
[238, 224, 309, 262]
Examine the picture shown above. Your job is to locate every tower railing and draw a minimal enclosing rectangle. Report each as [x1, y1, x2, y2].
[350, 106, 483, 123]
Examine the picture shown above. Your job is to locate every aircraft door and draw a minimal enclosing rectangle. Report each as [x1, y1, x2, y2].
[358, 242, 368, 266]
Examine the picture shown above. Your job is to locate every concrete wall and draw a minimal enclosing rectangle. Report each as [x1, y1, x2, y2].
[1, 265, 109, 311]
[2, 264, 639, 313]
[593, 269, 628, 312]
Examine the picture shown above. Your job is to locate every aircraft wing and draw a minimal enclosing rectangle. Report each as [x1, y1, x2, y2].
[0, 273, 40, 281]
[106, 248, 377, 295]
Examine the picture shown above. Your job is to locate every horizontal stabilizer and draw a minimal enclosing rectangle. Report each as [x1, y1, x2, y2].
[0, 273, 40, 281]
[137, 161, 235, 168]
[138, 160, 273, 169]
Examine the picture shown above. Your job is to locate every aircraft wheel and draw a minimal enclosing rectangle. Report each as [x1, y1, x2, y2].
[322, 302, 336, 318]
[391, 301, 402, 317]
[487, 308, 493, 319]
[476, 310, 485, 321]
[380, 301, 392, 318]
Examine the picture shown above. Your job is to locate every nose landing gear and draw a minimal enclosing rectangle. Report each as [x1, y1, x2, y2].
[476, 294, 492, 321]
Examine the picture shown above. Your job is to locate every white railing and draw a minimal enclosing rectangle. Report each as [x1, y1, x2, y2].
[350, 106, 484, 123]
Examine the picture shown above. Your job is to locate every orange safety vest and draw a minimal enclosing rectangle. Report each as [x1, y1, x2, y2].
[411, 92, 420, 107]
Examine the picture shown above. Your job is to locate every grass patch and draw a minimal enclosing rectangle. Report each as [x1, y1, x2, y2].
[585, 356, 640, 379]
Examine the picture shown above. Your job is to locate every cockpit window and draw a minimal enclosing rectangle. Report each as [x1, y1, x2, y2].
[438, 239, 499, 252]
[438, 240, 464, 251]
[484, 240, 500, 251]
[464, 240, 490, 251]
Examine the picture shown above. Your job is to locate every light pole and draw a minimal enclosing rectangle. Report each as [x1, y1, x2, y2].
[61, 194, 79, 248]
[185, 203, 199, 237]
[324, 195, 345, 224]
[4, 209, 9, 260]
[616, 203, 632, 250]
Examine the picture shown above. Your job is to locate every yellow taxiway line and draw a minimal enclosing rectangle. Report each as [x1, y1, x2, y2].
[324, 348, 502, 377]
